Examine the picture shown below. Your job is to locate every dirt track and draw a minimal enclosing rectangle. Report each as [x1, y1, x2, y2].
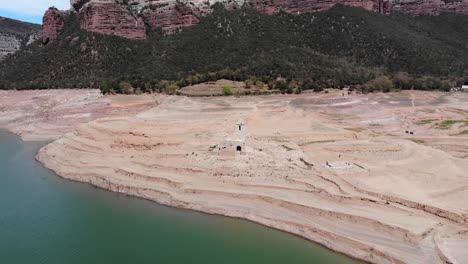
[2, 89, 468, 264]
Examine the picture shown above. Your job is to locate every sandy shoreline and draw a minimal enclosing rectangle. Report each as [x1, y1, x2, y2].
[2, 89, 468, 264]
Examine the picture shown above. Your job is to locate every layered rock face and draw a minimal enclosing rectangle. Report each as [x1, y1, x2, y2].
[391, 0, 441, 15]
[43, 8, 66, 44]
[141, 3, 200, 34]
[440, 0, 468, 13]
[79, 2, 147, 39]
[42, 0, 468, 44]
[0, 16, 41, 60]
[248, 0, 375, 14]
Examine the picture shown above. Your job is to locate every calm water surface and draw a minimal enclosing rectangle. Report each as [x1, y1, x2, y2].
[0, 130, 360, 264]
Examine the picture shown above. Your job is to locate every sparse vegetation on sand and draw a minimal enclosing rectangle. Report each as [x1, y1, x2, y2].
[415, 119, 438, 125]
[222, 86, 233, 96]
[299, 140, 337, 146]
[209, 145, 218, 151]
[344, 127, 365, 133]
[436, 120, 468, 129]
[177, 79, 275, 96]
[409, 139, 426, 144]
[281, 145, 295, 151]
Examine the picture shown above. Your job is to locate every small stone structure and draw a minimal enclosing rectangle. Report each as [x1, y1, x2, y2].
[221, 119, 246, 152]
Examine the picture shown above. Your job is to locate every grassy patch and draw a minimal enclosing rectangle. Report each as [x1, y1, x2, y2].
[344, 127, 365, 133]
[457, 130, 468, 135]
[415, 119, 437, 125]
[436, 120, 468, 129]
[222, 86, 232, 96]
[299, 140, 336, 146]
[409, 139, 425, 144]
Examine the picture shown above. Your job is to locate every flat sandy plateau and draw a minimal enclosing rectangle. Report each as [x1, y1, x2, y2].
[2, 89, 468, 264]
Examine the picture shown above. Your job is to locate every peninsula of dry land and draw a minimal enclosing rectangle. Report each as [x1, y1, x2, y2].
[1, 89, 468, 264]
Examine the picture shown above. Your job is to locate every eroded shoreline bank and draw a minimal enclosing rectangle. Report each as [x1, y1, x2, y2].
[1, 129, 363, 264]
[2, 89, 468, 264]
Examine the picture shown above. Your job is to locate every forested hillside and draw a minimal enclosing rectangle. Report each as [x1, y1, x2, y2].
[1, 4, 467, 93]
[0, 16, 41, 60]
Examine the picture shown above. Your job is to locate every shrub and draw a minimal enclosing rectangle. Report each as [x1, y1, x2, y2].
[222, 86, 233, 96]
[267, 80, 276, 90]
[244, 80, 253, 89]
[119, 81, 134, 94]
[166, 84, 179, 95]
[365, 76, 393, 92]
[255, 81, 265, 89]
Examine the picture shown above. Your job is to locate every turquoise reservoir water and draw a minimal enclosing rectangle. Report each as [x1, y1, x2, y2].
[0, 130, 360, 264]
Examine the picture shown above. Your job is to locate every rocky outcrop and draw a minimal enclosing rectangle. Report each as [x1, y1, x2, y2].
[391, 0, 468, 15]
[248, 0, 375, 14]
[68, 0, 385, 39]
[440, 0, 468, 13]
[0, 16, 41, 60]
[79, 2, 147, 39]
[391, 0, 441, 15]
[43, 8, 66, 44]
[141, 3, 200, 34]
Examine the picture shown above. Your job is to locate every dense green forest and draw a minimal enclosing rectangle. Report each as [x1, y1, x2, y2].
[1, 4, 468, 93]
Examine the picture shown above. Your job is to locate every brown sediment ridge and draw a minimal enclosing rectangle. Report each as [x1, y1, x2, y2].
[1, 89, 468, 264]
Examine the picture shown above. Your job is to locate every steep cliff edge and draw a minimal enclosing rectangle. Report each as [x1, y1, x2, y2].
[0, 17, 41, 60]
[79, 2, 147, 39]
[42, 8, 66, 44]
[43, 0, 468, 42]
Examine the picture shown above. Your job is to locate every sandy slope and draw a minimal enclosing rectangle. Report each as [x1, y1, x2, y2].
[2, 89, 468, 263]
[0, 89, 155, 141]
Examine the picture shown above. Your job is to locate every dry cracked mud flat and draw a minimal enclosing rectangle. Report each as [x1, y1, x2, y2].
[1, 89, 468, 264]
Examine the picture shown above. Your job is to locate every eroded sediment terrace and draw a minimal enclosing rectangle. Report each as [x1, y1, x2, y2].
[1, 89, 468, 264]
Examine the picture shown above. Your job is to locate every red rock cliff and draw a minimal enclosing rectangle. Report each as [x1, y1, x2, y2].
[42, 8, 66, 44]
[141, 3, 200, 34]
[248, 0, 375, 14]
[79, 2, 147, 39]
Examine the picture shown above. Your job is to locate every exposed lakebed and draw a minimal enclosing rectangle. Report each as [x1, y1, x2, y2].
[0, 130, 359, 264]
